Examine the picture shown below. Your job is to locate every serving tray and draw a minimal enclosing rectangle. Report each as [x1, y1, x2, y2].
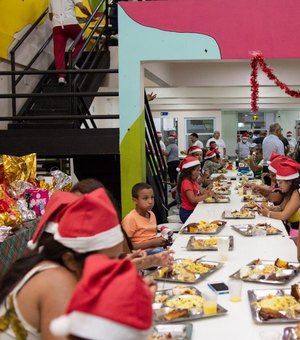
[151, 258, 223, 284]
[222, 210, 255, 219]
[230, 260, 300, 284]
[231, 224, 282, 237]
[180, 221, 226, 235]
[186, 235, 234, 251]
[150, 323, 193, 339]
[248, 287, 300, 323]
[153, 286, 227, 324]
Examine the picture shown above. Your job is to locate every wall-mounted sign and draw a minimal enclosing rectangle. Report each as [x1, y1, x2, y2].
[160, 111, 169, 116]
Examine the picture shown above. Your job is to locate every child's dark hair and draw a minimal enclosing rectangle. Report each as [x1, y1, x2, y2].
[177, 165, 198, 194]
[132, 182, 152, 198]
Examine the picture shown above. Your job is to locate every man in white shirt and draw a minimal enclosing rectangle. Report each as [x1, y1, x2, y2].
[236, 134, 251, 159]
[206, 131, 226, 158]
[190, 133, 203, 148]
[49, 0, 91, 84]
[262, 123, 285, 168]
[286, 130, 297, 154]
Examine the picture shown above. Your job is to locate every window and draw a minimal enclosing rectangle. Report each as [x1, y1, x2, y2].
[185, 118, 215, 148]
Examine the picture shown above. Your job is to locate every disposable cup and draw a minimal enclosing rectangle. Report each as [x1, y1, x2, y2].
[217, 237, 229, 261]
[228, 279, 242, 302]
[255, 228, 267, 237]
[202, 290, 218, 316]
[238, 187, 244, 196]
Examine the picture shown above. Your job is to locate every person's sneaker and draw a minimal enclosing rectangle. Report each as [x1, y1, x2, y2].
[58, 77, 67, 85]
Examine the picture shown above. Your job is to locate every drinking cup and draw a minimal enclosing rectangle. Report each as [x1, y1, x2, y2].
[228, 279, 242, 302]
[255, 228, 267, 237]
[202, 290, 218, 315]
[217, 237, 229, 261]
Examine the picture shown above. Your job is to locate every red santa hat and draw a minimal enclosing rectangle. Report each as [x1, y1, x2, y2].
[27, 191, 78, 250]
[268, 155, 288, 173]
[242, 133, 248, 140]
[52, 188, 123, 253]
[156, 131, 162, 137]
[286, 131, 293, 137]
[205, 150, 216, 159]
[267, 152, 283, 165]
[276, 159, 300, 180]
[177, 156, 200, 171]
[187, 145, 202, 155]
[50, 254, 153, 340]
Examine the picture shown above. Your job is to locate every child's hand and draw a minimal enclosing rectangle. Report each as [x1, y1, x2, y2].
[152, 236, 167, 247]
[126, 249, 147, 261]
[257, 204, 269, 217]
[153, 249, 174, 268]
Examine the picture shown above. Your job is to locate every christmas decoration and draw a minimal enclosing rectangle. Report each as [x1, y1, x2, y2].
[250, 51, 300, 112]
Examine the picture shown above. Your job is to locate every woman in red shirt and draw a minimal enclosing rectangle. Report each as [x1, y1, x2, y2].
[177, 156, 213, 223]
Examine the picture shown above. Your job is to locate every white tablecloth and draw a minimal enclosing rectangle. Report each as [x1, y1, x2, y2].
[164, 181, 298, 340]
[211, 170, 254, 180]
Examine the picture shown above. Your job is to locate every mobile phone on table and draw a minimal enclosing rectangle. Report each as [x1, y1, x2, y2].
[207, 282, 229, 294]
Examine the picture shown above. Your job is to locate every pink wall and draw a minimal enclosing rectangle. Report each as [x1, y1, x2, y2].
[120, 0, 300, 59]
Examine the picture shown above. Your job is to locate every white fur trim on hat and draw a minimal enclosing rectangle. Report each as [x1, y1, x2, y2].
[53, 224, 124, 253]
[50, 311, 152, 340]
[268, 164, 277, 173]
[276, 172, 299, 181]
[27, 221, 58, 250]
[205, 153, 216, 160]
[182, 160, 200, 169]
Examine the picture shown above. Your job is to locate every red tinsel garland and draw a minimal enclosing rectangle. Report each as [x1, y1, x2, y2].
[250, 51, 300, 113]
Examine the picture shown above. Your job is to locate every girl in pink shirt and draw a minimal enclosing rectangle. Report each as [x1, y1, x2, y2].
[177, 156, 213, 223]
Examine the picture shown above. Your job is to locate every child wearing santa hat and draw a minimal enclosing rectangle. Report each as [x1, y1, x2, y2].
[177, 156, 214, 223]
[0, 188, 125, 340]
[202, 150, 225, 176]
[50, 254, 153, 340]
[258, 158, 300, 237]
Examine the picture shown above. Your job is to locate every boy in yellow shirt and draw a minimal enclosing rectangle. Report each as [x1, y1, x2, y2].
[122, 183, 170, 255]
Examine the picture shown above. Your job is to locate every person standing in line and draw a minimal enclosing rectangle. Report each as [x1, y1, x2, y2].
[262, 123, 285, 172]
[157, 131, 166, 152]
[190, 133, 204, 148]
[286, 130, 297, 155]
[163, 134, 180, 185]
[236, 134, 251, 159]
[49, 0, 91, 84]
[279, 131, 290, 155]
[206, 131, 226, 158]
[253, 130, 267, 146]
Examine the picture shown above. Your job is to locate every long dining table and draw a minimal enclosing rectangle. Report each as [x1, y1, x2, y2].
[163, 180, 298, 340]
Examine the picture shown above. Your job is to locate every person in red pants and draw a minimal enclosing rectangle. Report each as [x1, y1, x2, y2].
[49, 0, 91, 84]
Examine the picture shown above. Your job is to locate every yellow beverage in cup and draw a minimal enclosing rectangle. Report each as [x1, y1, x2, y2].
[203, 302, 217, 315]
[230, 296, 241, 302]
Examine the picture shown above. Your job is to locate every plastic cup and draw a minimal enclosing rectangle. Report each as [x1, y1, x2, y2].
[238, 187, 244, 196]
[228, 279, 242, 302]
[202, 290, 218, 315]
[217, 237, 229, 262]
[246, 189, 252, 196]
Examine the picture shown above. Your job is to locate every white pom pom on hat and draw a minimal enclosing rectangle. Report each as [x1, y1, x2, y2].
[50, 315, 71, 337]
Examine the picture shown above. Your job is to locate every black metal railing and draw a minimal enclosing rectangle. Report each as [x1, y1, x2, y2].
[8, 0, 114, 120]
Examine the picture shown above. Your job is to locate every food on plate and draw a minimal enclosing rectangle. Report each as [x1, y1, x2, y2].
[158, 259, 215, 283]
[163, 309, 189, 321]
[230, 209, 254, 218]
[291, 284, 300, 302]
[204, 196, 229, 203]
[185, 220, 226, 233]
[165, 295, 203, 312]
[191, 237, 217, 249]
[243, 200, 258, 209]
[155, 294, 169, 304]
[149, 333, 173, 340]
[172, 286, 197, 296]
[258, 307, 285, 321]
[275, 258, 289, 269]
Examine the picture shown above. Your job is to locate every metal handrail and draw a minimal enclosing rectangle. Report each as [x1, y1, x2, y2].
[0, 92, 118, 99]
[0, 115, 119, 121]
[10, 9, 49, 117]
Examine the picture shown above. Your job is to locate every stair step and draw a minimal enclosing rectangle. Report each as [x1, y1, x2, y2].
[8, 122, 79, 129]
[24, 108, 71, 116]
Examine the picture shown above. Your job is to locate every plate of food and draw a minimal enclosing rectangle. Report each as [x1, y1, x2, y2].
[186, 235, 234, 251]
[151, 258, 222, 284]
[282, 324, 300, 340]
[204, 196, 230, 203]
[153, 285, 227, 324]
[248, 284, 300, 323]
[243, 194, 267, 202]
[181, 220, 227, 234]
[231, 224, 282, 236]
[212, 188, 231, 195]
[149, 323, 193, 339]
[222, 209, 255, 219]
[242, 200, 259, 210]
[230, 259, 300, 284]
